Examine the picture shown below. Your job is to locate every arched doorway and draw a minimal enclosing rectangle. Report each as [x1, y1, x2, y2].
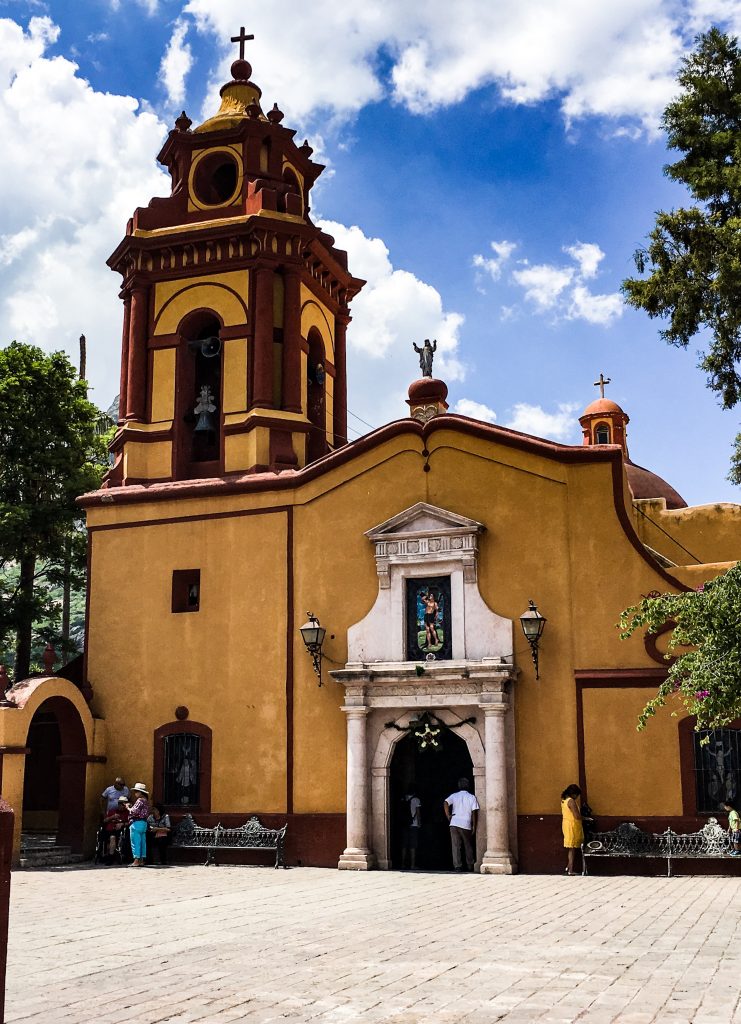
[389, 728, 474, 871]
[22, 696, 88, 852]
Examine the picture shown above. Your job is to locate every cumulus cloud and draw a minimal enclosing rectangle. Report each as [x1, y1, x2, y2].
[473, 240, 516, 287]
[318, 219, 465, 430]
[453, 399, 497, 423]
[505, 402, 581, 442]
[564, 241, 603, 280]
[179, 0, 726, 134]
[159, 19, 193, 108]
[506, 242, 623, 326]
[512, 263, 574, 311]
[0, 16, 169, 407]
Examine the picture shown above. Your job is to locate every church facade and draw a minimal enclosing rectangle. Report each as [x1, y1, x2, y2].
[1, 46, 739, 871]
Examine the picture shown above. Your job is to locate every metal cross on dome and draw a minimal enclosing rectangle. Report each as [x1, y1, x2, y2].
[593, 372, 611, 399]
[230, 26, 254, 60]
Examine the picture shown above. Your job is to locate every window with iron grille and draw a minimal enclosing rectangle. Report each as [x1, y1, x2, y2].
[693, 728, 741, 813]
[163, 733, 202, 807]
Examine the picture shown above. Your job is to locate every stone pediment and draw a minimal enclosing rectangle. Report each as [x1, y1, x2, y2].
[366, 503, 484, 587]
[366, 502, 485, 541]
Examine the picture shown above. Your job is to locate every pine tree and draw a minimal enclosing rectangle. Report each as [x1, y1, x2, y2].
[622, 28, 741, 481]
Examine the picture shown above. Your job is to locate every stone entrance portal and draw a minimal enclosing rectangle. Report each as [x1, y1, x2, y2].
[332, 503, 519, 873]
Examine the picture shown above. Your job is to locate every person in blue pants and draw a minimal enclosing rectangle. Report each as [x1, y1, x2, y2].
[127, 782, 151, 866]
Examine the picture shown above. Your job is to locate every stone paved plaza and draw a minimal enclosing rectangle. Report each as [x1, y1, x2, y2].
[6, 865, 741, 1023]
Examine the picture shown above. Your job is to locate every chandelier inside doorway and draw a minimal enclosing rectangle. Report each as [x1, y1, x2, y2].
[384, 711, 477, 753]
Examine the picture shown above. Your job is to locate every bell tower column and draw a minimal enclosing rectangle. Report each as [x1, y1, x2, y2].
[125, 283, 149, 422]
[252, 266, 275, 409]
[282, 268, 303, 413]
[118, 293, 131, 424]
[333, 312, 349, 447]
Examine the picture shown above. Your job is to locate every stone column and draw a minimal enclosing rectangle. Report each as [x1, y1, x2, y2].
[479, 695, 516, 874]
[252, 267, 275, 409]
[125, 284, 149, 422]
[281, 268, 302, 413]
[338, 706, 375, 869]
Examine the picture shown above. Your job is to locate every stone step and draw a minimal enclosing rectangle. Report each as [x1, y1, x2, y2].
[19, 846, 86, 869]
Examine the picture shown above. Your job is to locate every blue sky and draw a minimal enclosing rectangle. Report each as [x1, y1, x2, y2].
[0, 0, 740, 505]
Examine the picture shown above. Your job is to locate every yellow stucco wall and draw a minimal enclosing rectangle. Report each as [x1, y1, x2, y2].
[583, 689, 683, 816]
[632, 499, 741, 567]
[153, 270, 249, 335]
[150, 348, 176, 423]
[123, 440, 172, 480]
[300, 289, 335, 363]
[87, 512, 288, 812]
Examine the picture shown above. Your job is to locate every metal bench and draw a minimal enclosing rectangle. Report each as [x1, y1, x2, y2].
[582, 818, 733, 877]
[170, 814, 287, 868]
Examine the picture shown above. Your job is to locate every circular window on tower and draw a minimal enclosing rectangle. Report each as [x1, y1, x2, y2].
[190, 148, 242, 209]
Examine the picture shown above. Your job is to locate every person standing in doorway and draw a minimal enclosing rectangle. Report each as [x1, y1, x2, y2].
[126, 783, 150, 867]
[561, 784, 585, 875]
[444, 777, 479, 872]
[100, 777, 129, 815]
[401, 788, 422, 870]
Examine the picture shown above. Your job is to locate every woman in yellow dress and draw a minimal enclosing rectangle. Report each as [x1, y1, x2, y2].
[561, 784, 584, 875]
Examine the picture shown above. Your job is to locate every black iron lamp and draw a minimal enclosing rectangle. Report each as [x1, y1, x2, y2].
[300, 612, 326, 685]
[519, 600, 547, 680]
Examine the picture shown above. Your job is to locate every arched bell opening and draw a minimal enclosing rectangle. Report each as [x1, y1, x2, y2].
[23, 696, 88, 852]
[175, 309, 224, 479]
[306, 327, 327, 464]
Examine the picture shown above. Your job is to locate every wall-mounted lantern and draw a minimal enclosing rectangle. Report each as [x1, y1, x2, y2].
[519, 600, 547, 680]
[299, 612, 326, 686]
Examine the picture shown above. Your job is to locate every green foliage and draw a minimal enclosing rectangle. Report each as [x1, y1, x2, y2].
[619, 562, 741, 730]
[622, 29, 741, 475]
[0, 342, 108, 676]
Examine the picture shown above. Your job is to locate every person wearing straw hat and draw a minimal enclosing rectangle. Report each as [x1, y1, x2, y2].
[126, 783, 151, 866]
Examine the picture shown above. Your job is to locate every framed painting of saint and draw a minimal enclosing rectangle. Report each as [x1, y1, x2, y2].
[405, 576, 452, 661]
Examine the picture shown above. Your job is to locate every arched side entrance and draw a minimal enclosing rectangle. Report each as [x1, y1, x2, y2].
[389, 728, 474, 870]
[23, 696, 88, 851]
[0, 677, 104, 864]
[371, 710, 486, 870]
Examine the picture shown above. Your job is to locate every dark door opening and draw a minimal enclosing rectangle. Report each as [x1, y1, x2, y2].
[389, 727, 474, 871]
[22, 697, 87, 851]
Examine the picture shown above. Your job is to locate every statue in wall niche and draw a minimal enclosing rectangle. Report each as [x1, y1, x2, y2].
[193, 384, 217, 433]
[413, 338, 437, 378]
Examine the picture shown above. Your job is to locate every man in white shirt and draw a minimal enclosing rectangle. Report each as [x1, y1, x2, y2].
[101, 777, 129, 814]
[444, 777, 479, 872]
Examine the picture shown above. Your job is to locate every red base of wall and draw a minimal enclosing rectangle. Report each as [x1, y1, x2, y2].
[167, 812, 346, 868]
[517, 814, 741, 875]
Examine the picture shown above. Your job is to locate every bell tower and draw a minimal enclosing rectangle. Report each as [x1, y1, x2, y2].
[106, 31, 364, 485]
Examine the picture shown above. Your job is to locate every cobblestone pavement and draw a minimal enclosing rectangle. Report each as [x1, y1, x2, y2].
[6, 866, 741, 1023]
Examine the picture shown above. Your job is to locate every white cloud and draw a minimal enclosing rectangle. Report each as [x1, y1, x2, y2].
[568, 285, 624, 326]
[564, 241, 603, 280]
[473, 240, 516, 286]
[453, 399, 497, 423]
[505, 402, 581, 442]
[109, 0, 159, 14]
[507, 242, 623, 326]
[179, 0, 728, 134]
[159, 19, 193, 108]
[0, 16, 169, 407]
[318, 219, 465, 429]
[512, 263, 574, 311]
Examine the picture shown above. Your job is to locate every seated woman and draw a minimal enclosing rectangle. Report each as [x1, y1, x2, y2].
[101, 796, 129, 864]
[147, 803, 172, 865]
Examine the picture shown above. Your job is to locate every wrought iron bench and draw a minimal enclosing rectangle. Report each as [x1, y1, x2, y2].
[582, 819, 733, 877]
[170, 814, 287, 868]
